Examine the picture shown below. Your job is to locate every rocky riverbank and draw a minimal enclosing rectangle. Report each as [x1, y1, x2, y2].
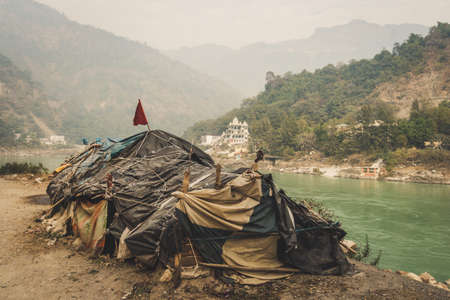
[213, 155, 450, 185]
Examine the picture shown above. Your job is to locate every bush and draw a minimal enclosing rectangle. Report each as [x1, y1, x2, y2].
[299, 197, 336, 222]
[0, 162, 48, 175]
[384, 148, 450, 170]
[351, 234, 383, 267]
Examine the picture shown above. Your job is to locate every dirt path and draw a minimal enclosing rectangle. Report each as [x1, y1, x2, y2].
[0, 178, 448, 300]
[0, 179, 149, 300]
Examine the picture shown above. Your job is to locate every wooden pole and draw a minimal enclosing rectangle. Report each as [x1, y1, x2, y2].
[215, 164, 222, 189]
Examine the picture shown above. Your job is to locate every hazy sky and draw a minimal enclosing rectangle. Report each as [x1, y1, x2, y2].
[35, 0, 450, 49]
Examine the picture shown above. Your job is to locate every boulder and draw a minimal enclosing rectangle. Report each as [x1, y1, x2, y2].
[71, 237, 83, 250]
[445, 279, 450, 287]
[405, 272, 422, 282]
[419, 272, 435, 283]
[431, 282, 449, 291]
[159, 269, 173, 282]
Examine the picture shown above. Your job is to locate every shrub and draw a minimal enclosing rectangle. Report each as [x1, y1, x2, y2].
[351, 234, 383, 267]
[0, 162, 48, 175]
[298, 197, 336, 222]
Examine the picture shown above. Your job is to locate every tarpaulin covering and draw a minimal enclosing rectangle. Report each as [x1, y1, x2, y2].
[46, 129, 350, 283]
[174, 170, 350, 283]
[72, 200, 108, 254]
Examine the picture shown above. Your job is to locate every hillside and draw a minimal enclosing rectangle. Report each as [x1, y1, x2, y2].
[184, 23, 450, 158]
[0, 53, 58, 145]
[167, 20, 429, 96]
[0, 0, 241, 142]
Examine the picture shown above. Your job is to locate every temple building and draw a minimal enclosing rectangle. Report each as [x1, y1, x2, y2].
[220, 117, 249, 145]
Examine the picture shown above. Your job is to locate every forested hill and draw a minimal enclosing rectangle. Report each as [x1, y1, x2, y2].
[167, 20, 428, 96]
[0, 53, 58, 145]
[0, 0, 241, 142]
[184, 23, 450, 157]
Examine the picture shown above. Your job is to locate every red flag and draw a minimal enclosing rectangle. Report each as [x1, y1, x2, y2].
[133, 99, 149, 126]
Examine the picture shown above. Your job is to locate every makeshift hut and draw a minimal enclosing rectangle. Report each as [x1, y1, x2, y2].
[45, 130, 350, 284]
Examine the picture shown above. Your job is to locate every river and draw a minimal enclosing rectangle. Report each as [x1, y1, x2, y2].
[1, 154, 449, 281]
[269, 172, 450, 282]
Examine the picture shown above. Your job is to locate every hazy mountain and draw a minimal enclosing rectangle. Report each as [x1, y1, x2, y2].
[184, 22, 450, 153]
[167, 20, 429, 96]
[0, 52, 58, 144]
[0, 0, 241, 141]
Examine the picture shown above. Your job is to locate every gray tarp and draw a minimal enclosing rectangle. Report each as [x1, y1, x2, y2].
[46, 129, 350, 281]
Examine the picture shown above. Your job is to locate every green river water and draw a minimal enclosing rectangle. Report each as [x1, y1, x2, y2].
[269, 171, 449, 282]
[1, 155, 449, 281]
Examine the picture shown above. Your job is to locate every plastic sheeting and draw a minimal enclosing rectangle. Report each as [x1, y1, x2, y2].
[46, 129, 350, 283]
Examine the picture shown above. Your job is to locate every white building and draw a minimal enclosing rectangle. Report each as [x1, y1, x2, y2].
[200, 135, 221, 146]
[50, 135, 66, 145]
[221, 117, 250, 145]
[39, 137, 51, 145]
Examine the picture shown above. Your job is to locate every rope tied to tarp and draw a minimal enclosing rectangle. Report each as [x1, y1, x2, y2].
[189, 222, 341, 242]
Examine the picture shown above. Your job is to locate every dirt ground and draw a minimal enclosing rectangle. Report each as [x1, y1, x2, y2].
[0, 178, 449, 300]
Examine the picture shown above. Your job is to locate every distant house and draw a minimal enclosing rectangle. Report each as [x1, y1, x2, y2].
[50, 135, 66, 145]
[40, 135, 66, 145]
[360, 159, 384, 179]
[361, 167, 379, 178]
[39, 137, 51, 145]
[200, 135, 221, 146]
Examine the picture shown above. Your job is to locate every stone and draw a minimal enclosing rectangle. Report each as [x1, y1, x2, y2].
[396, 270, 407, 276]
[431, 282, 449, 291]
[445, 279, 450, 287]
[341, 240, 357, 250]
[419, 272, 435, 283]
[71, 237, 83, 250]
[159, 269, 172, 282]
[352, 272, 365, 279]
[47, 238, 57, 246]
[405, 272, 422, 282]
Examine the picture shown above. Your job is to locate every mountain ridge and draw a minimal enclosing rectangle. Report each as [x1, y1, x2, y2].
[0, 0, 242, 142]
[0, 52, 58, 144]
[166, 20, 429, 96]
[184, 23, 450, 157]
